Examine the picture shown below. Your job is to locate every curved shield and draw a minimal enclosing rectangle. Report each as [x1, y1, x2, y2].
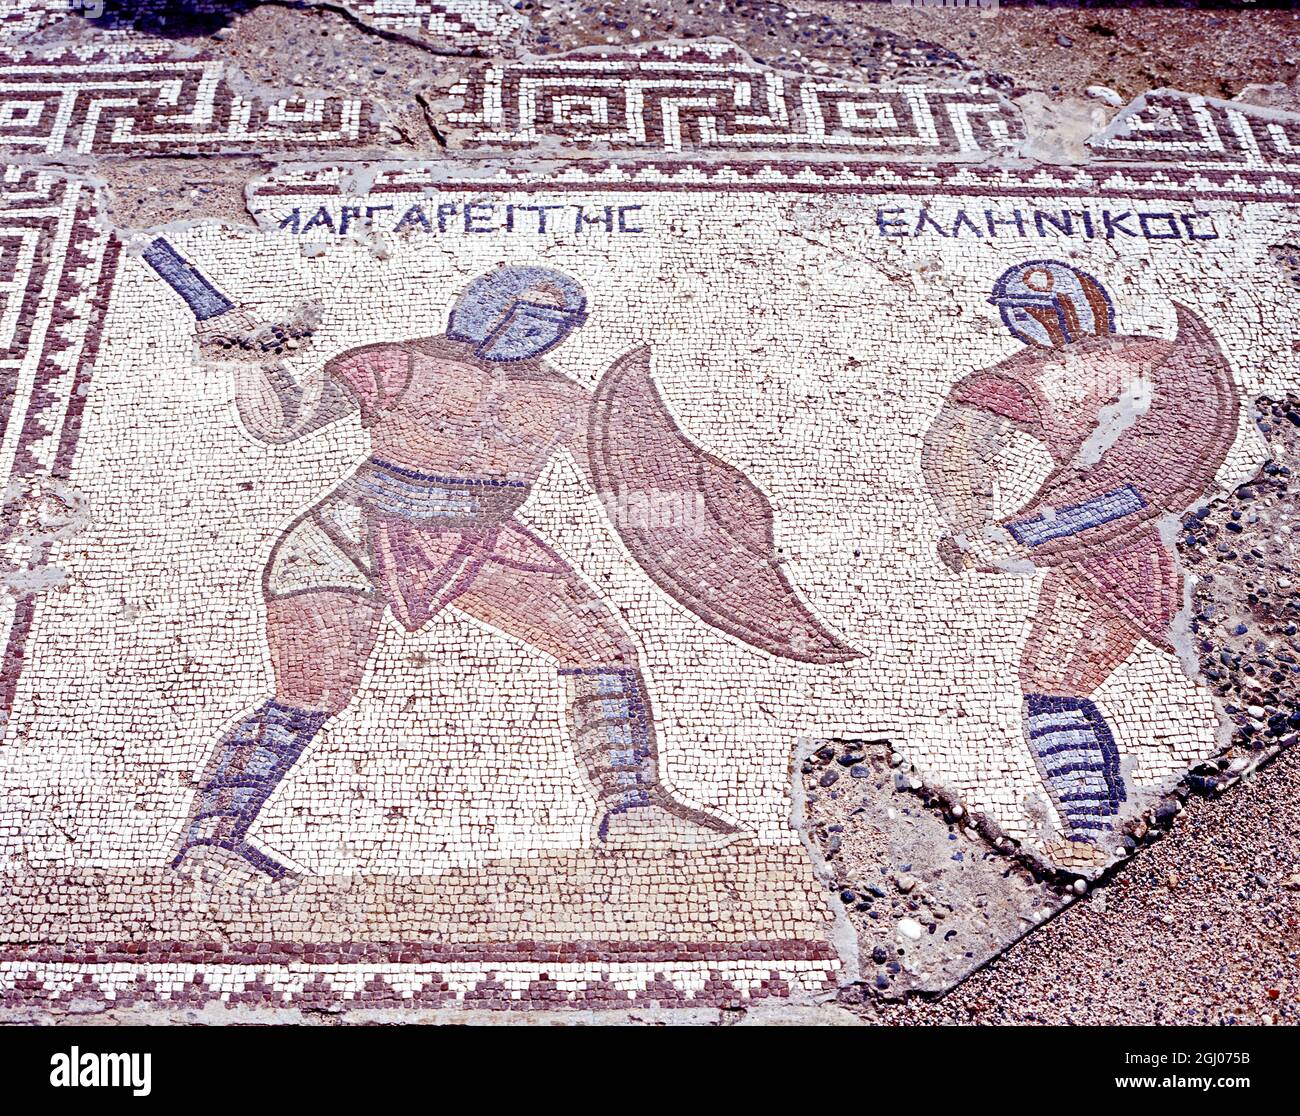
[588, 345, 860, 664]
[1003, 302, 1240, 564]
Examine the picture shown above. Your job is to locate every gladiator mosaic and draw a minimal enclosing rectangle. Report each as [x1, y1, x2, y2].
[3, 16, 1300, 1016]
[159, 249, 859, 890]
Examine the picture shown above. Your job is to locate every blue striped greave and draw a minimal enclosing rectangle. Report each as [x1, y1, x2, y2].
[1024, 693, 1126, 843]
[561, 667, 657, 815]
[178, 700, 327, 858]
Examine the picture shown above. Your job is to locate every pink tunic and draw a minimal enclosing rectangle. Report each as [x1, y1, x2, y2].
[949, 305, 1239, 648]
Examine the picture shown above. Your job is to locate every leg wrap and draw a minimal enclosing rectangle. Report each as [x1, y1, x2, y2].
[1024, 693, 1126, 843]
[562, 667, 658, 815]
[174, 699, 326, 876]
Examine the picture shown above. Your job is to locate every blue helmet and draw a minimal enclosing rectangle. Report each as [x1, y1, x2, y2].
[447, 266, 588, 362]
[989, 259, 1115, 348]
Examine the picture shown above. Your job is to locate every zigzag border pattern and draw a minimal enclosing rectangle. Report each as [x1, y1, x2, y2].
[247, 158, 1300, 204]
[0, 959, 839, 1012]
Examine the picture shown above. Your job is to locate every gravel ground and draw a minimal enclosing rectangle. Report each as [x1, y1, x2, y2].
[865, 742, 1300, 1026]
[848, 3, 1300, 102]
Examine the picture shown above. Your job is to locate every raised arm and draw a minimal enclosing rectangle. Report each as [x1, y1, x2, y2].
[141, 236, 357, 445]
[197, 307, 357, 445]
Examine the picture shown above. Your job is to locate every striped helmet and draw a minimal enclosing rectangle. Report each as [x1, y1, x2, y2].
[989, 260, 1115, 348]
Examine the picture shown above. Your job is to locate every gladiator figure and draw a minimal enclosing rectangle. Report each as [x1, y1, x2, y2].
[142, 240, 858, 892]
[922, 259, 1239, 870]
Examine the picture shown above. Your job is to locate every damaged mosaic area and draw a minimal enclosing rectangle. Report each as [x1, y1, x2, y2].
[3, 4, 1300, 1018]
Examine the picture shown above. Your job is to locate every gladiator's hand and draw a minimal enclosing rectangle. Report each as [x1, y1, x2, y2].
[968, 527, 1032, 573]
[196, 303, 321, 363]
[937, 535, 969, 573]
[939, 528, 1030, 574]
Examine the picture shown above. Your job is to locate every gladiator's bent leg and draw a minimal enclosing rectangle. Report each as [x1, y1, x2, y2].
[173, 589, 383, 889]
[1019, 573, 1141, 868]
[450, 521, 738, 845]
[172, 699, 327, 884]
[1023, 694, 1125, 844]
[560, 665, 734, 839]
[266, 591, 384, 715]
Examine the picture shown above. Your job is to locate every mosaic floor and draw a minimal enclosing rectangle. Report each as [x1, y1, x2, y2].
[2, 1, 1298, 1020]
